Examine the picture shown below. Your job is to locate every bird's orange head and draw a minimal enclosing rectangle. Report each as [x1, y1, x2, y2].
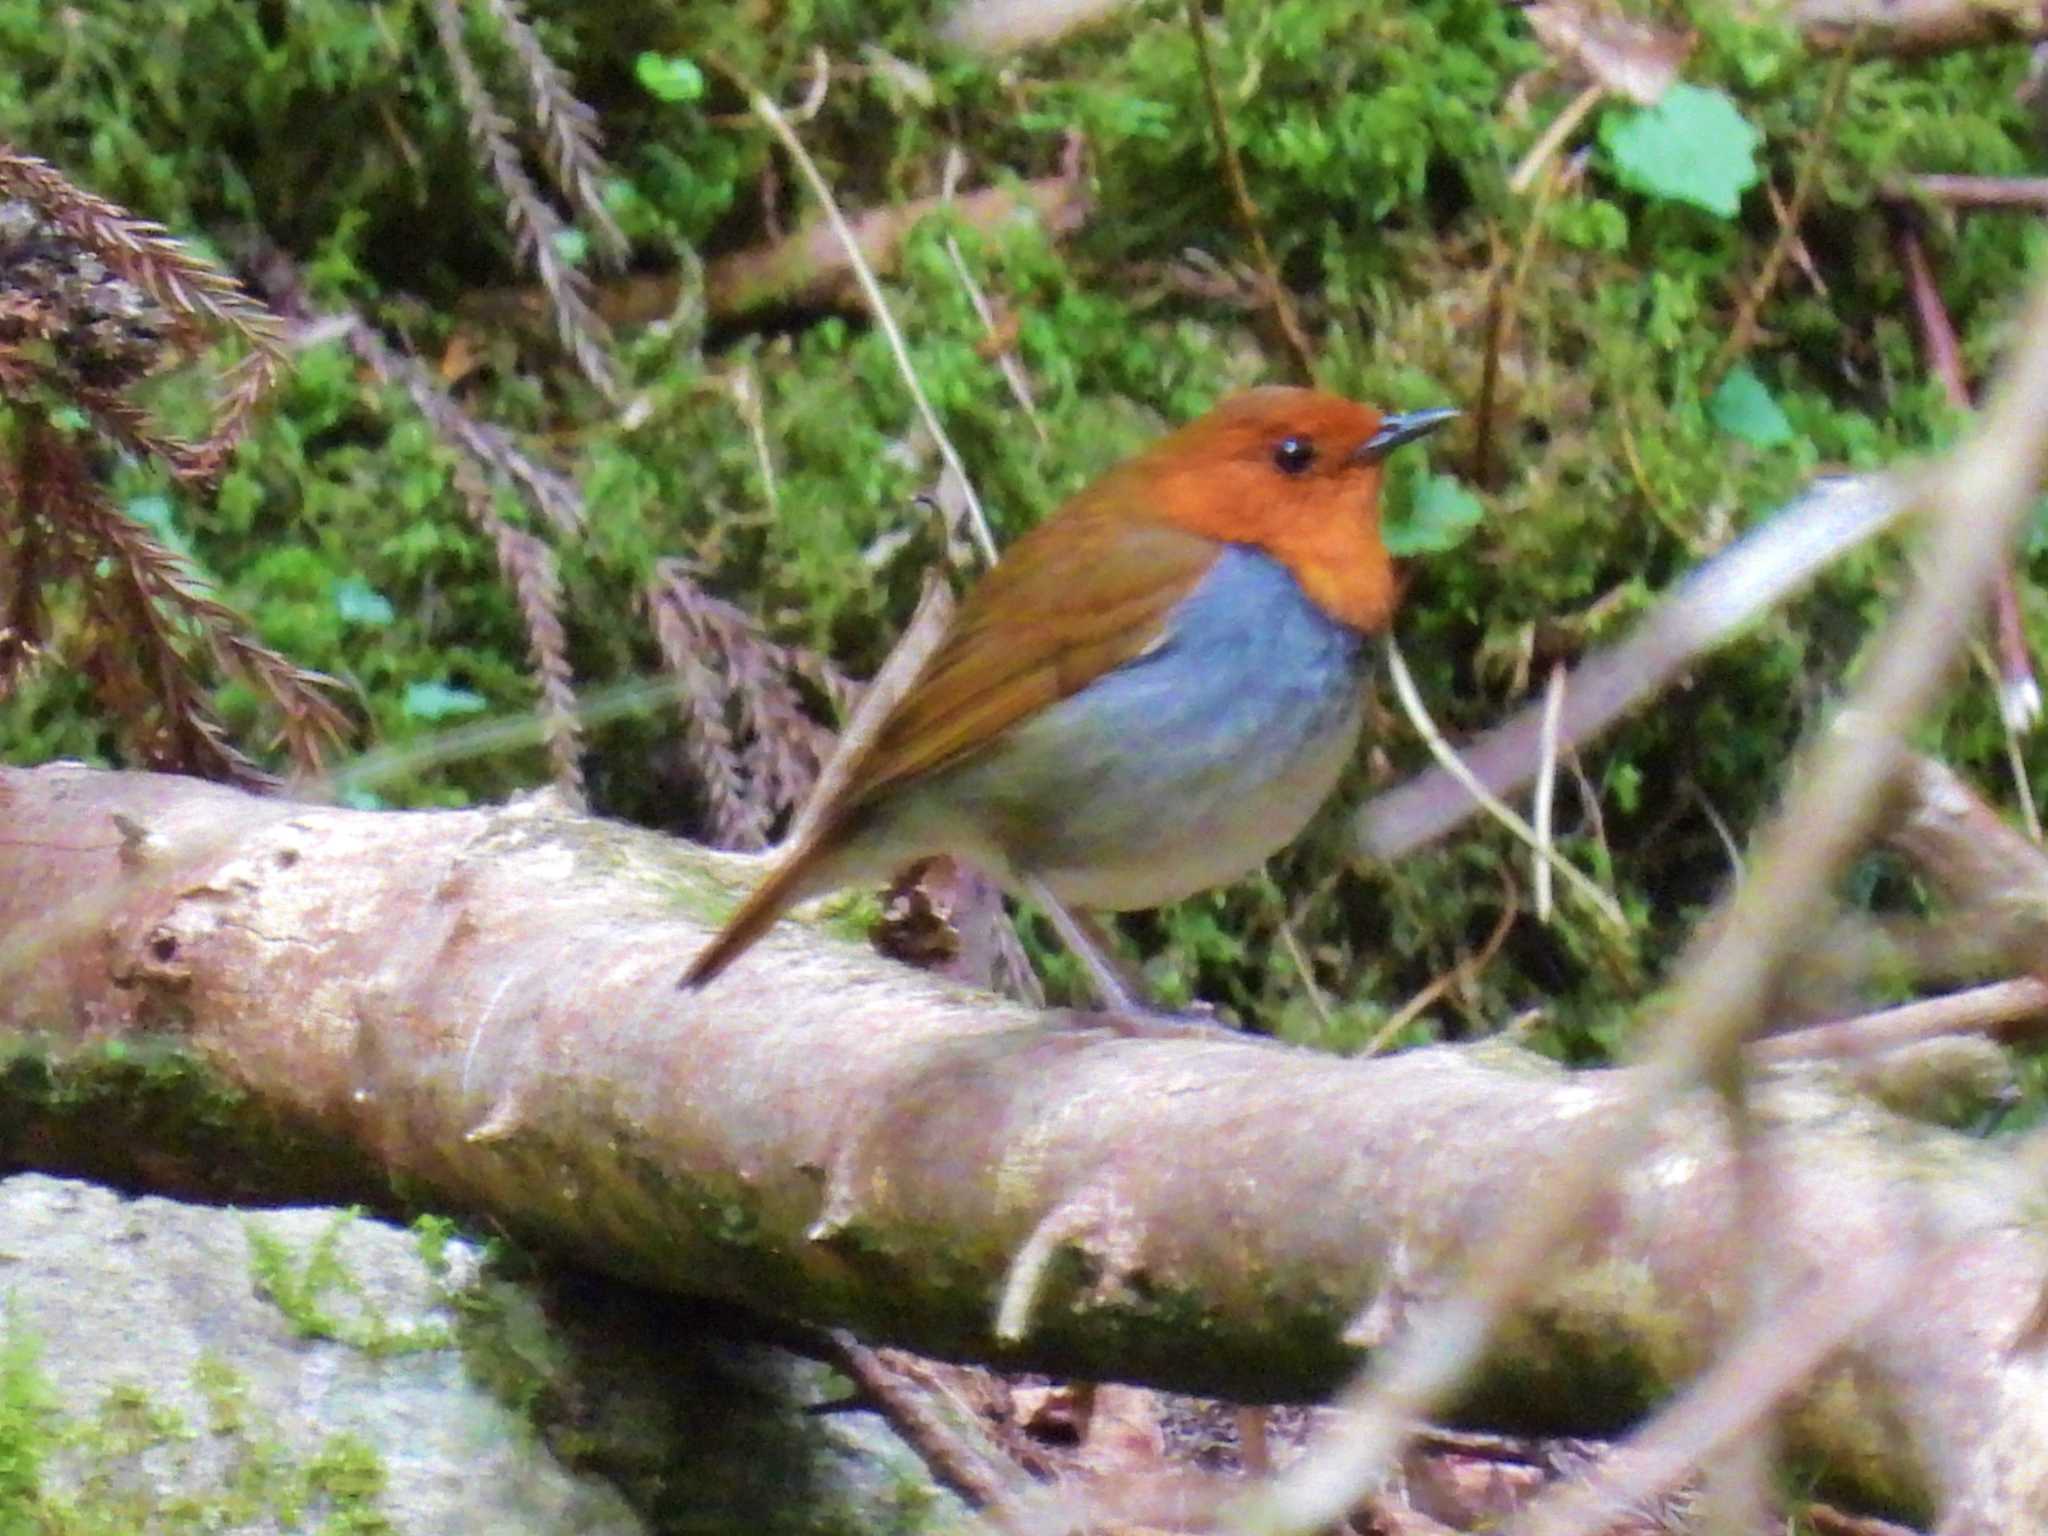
[1117, 386, 1457, 632]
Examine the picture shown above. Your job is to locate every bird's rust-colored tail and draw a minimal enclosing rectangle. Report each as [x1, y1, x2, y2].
[679, 836, 834, 989]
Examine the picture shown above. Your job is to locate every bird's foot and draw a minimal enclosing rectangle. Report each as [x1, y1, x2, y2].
[1072, 998, 1246, 1043]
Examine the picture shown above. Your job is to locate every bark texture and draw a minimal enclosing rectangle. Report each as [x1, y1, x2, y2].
[3, 763, 2046, 1525]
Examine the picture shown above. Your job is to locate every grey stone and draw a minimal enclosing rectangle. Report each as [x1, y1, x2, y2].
[0, 1173, 967, 1535]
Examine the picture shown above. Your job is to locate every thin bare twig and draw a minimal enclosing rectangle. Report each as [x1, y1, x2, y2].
[1474, 152, 1576, 487]
[1257, 271, 2048, 1536]
[1532, 663, 1566, 922]
[1358, 475, 1920, 861]
[1896, 217, 1968, 408]
[1508, 1239, 1923, 1536]
[1802, 1503, 1925, 1536]
[1183, 0, 1316, 385]
[1368, 872, 1521, 1054]
[1894, 213, 2041, 731]
[825, 1332, 1032, 1532]
[699, 150, 1090, 320]
[1276, 916, 1338, 1038]
[727, 362, 782, 519]
[1750, 976, 2048, 1062]
[1710, 51, 1851, 380]
[1764, 181, 1830, 297]
[1971, 639, 2047, 839]
[1507, 83, 1603, 196]
[1686, 778, 1746, 881]
[1472, 230, 1513, 490]
[2005, 703, 2045, 842]
[1383, 638, 1628, 935]
[940, 145, 1046, 442]
[1993, 558, 2042, 730]
[1898, 173, 2048, 210]
[738, 78, 999, 567]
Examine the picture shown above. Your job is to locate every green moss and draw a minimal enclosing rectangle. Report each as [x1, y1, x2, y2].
[245, 1211, 454, 1356]
[300, 1436, 395, 1535]
[1, 0, 2045, 1070]
[446, 1266, 567, 1427]
[410, 1212, 460, 1278]
[1782, 1362, 1934, 1524]
[0, 1034, 386, 1206]
[0, 1314, 399, 1535]
[0, 1315, 55, 1536]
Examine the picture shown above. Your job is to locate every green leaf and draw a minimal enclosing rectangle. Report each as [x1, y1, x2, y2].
[550, 227, 588, 266]
[332, 578, 395, 627]
[401, 681, 489, 721]
[635, 52, 704, 104]
[1600, 83, 1763, 218]
[1708, 366, 1795, 448]
[1384, 473, 1485, 556]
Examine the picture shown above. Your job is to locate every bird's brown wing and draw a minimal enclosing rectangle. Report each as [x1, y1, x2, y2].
[679, 496, 1218, 991]
[836, 503, 1219, 811]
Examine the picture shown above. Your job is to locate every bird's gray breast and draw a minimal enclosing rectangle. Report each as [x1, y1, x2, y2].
[936, 543, 1369, 909]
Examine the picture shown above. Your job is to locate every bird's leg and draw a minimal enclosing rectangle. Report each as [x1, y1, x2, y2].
[1025, 880, 1240, 1040]
[1026, 878, 1148, 1012]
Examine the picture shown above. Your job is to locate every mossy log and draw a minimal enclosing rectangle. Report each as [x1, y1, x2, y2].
[3, 762, 2045, 1527]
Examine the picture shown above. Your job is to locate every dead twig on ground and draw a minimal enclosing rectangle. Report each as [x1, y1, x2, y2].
[1262, 270, 2048, 1536]
[1184, 0, 1316, 385]
[1892, 211, 2040, 731]
[739, 72, 1000, 566]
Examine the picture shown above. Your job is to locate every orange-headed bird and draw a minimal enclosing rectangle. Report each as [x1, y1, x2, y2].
[682, 387, 1457, 1001]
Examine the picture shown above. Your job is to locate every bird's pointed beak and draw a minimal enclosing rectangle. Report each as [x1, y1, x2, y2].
[1353, 407, 1459, 465]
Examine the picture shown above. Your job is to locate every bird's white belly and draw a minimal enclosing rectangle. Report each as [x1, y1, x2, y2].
[866, 544, 1369, 911]
[1017, 696, 1363, 909]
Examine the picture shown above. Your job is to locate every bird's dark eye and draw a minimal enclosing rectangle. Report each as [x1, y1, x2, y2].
[1273, 436, 1316, 475]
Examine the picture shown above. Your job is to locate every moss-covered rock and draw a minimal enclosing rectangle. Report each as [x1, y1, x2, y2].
[0, 1174, 965, 1535]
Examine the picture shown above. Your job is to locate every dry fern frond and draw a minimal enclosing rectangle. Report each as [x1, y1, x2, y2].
[449, 455, 586, 803]
[0, 146, 285, 482]
[243, 235, 586, 535]
[0, 150, 283, 357]
[16, 421, 339, 788]
[646, 560, 839, 849]
[0, 457, 46, 699]
[245, 240, 590, 798]
[0, 155, 348, 783]
[73, 461, 350, 777]
[430, 0, 622, 403]
[477, 0, 630, 269]
[353, 321, 586, 534]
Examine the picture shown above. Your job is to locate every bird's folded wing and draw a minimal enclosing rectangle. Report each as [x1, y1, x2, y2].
[837, 510, 1219, 808]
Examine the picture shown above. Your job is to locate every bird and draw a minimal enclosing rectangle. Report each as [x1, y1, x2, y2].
[681, 386, 1458, 1005]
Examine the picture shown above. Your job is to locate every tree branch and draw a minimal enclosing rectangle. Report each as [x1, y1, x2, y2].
[3, 763, 2046, 1525]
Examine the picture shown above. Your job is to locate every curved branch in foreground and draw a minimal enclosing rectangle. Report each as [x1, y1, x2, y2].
[2, 763, 2045, 1525]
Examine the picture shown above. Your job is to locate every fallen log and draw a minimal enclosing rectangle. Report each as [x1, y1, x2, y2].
[3, 761, 2044, 1526]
